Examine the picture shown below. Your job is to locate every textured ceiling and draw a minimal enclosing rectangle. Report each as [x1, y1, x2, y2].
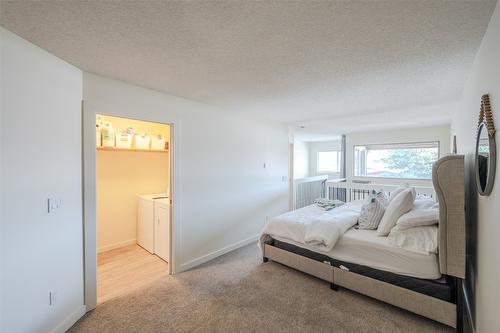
[0, 0, 496, 125]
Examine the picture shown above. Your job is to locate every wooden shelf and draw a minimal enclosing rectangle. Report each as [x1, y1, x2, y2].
[97, 147, 168, 153]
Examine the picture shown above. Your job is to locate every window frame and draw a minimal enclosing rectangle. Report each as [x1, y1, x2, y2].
[316, 150, 341, 174]
[352, 141, 440, 181]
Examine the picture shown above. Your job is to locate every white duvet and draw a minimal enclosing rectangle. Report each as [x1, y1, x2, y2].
[260, 201, 363, 252]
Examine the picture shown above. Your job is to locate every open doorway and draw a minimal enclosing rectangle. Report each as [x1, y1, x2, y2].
[291, 135, 346, 209]
[95, 114, 172, 304]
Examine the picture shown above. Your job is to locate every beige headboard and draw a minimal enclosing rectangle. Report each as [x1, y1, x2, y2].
[432, 155, 466, 279]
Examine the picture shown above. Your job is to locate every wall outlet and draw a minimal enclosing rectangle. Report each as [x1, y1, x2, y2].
[49, 291, 57, 306]
[47, 198, 61, 213]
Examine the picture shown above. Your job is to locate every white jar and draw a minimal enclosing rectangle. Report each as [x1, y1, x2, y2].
[101, 122, 115, 147]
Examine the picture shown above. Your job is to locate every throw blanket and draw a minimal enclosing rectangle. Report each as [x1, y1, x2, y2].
[304, 208, 359, 251]
[314, 198, 344, 211]
[260, 202, 362, 252]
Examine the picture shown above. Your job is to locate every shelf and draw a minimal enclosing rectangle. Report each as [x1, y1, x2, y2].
[97, 147, 168, 153]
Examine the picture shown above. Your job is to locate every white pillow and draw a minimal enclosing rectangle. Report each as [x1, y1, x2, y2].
[396, 208, 439, 230]
[388, 185, 407, 202]
[377, 188, 415, 236]
[412, 198, 435, 209]
[388, 225, 438, 255]
[358, 191, 388, 230]
[389, 184, 416, 201]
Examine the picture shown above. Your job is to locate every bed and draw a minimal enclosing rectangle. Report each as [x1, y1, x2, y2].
[261, 155, 465, 331]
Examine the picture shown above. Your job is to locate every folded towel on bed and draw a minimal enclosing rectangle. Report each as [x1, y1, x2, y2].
[304, 206, 359, 252]
[314, 198, 345, 210]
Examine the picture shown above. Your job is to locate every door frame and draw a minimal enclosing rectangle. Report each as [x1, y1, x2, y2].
[289, 142, 294, 210]
[82, 105, 180, 311]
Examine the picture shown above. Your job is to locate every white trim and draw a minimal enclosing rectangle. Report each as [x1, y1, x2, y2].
[49, 305, 86, 333]
[179, 234, 259, 272]
[82, 102, 97, 311]
[97, 239, 136, 253]
[83, 105, 181, 310]
[293, 175, 328, 184]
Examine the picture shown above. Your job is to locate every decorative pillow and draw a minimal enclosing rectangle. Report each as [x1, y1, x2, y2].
[389, 184, 417, 201]
[388, 225, 438, 255]
[375, 190, 390, 207]
[358, 190, 388, 230]
[396, 208, 439, 230]
[388, 184, 408, 202]
[377, 188, 415, 236]
[409, 187, 416, 200]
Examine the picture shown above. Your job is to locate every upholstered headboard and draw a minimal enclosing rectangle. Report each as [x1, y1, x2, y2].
[432, 155, 466, 279]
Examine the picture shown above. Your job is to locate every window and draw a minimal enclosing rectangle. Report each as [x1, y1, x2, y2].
[317, 151, 341, 173]
[353, 142, 439, 180]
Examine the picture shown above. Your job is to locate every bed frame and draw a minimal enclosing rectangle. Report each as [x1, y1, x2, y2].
[263, 155, 466, 331]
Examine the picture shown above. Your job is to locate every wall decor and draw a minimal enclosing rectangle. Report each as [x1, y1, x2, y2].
[474, 94, 496, 195]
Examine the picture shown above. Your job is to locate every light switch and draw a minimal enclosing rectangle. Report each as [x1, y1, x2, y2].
[49, 291, 56, 306]
[47, 198, 61, 213]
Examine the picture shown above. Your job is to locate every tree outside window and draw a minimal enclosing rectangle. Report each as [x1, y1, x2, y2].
[354, 142, 439, 179]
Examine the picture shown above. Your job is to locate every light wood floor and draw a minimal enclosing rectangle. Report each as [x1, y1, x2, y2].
[97, 244, 168, 304]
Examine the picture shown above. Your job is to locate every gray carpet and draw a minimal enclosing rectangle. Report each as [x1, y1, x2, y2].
[70, 244, 453, 332]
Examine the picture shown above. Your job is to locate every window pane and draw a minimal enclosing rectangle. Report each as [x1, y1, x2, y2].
[354, 142, 438, 179]
[317, 151, 339, 172]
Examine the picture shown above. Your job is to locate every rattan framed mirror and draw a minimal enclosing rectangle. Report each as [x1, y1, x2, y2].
[475, 94, 496, 196]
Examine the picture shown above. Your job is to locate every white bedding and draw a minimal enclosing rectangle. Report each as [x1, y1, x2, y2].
[272, 228, 441, 279]
[388, 225, 439, 255]
[262, 201, 441, 279]
[260, 201, 363, 252]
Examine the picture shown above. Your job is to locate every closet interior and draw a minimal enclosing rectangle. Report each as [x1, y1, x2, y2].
[95, 114, 171, 304]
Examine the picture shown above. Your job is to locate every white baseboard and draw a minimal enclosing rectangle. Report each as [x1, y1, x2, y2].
[180, 234, 259, 272]
[50, 305, 86, 333]
[98, 238, 136, 253]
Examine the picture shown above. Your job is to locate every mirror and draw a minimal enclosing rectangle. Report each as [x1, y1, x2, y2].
[475, 95, 496, 196]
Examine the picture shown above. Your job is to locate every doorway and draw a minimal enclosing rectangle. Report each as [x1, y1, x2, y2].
[94, 114, 172, 304]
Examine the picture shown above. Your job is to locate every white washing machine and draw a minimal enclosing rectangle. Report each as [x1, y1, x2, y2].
[153, 198, 170, 262]
[137, 193, 170, 262]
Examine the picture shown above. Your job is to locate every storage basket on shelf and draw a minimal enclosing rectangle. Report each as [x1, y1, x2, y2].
[134, 134, 151, 150]
[151, 136, 166, 150]
[115, 133, 133, 148]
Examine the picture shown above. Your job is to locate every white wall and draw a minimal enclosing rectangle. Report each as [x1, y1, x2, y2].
[346, 125, 451, 186]
[0, 28, 84, 332]
[83, 73, 289, 271]
[451, 3, 500, 331]
[293, 141, 309, 179]
[308, 140, 342, 179]
[0, 28, 289, 330]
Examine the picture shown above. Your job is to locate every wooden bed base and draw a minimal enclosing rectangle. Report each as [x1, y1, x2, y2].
[263, 243, 460, 329]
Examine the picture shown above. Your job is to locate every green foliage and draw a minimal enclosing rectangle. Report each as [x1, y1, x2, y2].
[379, 148, 438, 179]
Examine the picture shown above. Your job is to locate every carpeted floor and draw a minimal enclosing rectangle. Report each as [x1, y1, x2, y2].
[69, 244, 453, 333]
